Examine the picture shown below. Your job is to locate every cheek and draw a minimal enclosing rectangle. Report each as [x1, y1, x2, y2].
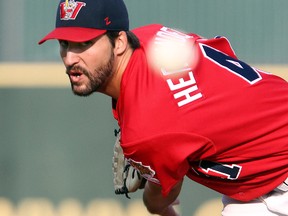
[91, 37, 114, 60]
[87, 46, 113, 67]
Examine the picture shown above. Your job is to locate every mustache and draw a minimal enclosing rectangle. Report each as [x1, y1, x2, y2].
[66, 65, 89, 76]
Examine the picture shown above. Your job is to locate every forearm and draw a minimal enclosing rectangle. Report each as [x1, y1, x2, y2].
[143, 180, 183, 216]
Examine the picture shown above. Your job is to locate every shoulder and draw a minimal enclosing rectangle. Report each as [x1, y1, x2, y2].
[132, 24, 163, 36]
[131, 24, 163, 45]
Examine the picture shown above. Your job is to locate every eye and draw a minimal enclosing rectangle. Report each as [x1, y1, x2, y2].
[79, 40, 93, 47]
[59, 40, 68, 49]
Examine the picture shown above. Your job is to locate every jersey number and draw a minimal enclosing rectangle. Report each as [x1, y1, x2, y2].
[199, 160, 242, 180]
[200, 44, 262, 84]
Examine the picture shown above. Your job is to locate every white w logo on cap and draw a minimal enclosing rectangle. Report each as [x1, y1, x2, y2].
[60, 0, 86, 20]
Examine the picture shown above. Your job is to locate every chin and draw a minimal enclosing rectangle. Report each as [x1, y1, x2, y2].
[72, 85, 95, 97]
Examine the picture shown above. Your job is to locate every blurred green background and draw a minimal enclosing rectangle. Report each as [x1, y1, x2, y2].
[1, 0, 288, 63]
[0, 0, 287, 215]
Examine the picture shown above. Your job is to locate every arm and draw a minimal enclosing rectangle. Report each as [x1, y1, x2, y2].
[143, 179, 183, 216]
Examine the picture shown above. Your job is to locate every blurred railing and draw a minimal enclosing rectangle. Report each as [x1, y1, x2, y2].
[0, 197, 223, 216]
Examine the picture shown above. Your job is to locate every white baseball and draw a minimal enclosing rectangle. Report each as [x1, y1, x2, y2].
[148, 38, 196, 72]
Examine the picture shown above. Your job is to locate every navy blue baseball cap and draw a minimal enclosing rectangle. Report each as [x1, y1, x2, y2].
[39, 0, 129, 44]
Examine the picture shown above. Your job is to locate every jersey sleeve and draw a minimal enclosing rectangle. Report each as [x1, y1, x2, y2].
[121, 132, 216, 196]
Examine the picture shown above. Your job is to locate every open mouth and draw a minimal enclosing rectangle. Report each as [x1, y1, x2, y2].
[66, 66, 87, 83]
[70, 72, 82, 78]
[68, 71, 84, 83]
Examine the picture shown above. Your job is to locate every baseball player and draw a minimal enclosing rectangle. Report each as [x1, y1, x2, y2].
[39, 0, 288, 215]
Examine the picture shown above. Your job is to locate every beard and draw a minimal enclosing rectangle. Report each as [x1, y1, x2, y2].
[67, 52, 115, 97]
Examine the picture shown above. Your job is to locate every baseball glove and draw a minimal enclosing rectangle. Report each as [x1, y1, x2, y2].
[112, 129, 145, 198]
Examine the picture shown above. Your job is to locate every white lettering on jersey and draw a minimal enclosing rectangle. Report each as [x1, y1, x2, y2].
[153, 26, 203, 107]
[167, 71, 202, 107]
[167, 71, 196, 90]
[156, 26, 193, 43]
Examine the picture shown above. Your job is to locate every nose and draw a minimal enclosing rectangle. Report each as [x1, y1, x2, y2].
[61, 48, 80, 68]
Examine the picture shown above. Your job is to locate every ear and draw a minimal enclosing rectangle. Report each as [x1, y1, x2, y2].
[114, 31, 129, 56]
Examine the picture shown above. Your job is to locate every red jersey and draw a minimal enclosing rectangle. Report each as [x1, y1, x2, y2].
[112, 24, 288, 201]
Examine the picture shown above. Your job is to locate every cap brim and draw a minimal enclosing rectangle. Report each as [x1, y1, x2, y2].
[38, 27, 107, 44]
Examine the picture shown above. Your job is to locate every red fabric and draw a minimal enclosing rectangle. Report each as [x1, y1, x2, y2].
[113, 24, 288, 201]
[121, 133, 216, 196]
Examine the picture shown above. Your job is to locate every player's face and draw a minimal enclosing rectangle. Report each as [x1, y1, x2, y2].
[59, 35, 114, 96]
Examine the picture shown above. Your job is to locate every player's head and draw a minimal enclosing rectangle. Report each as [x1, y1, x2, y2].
[38, 0, 129, 44]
